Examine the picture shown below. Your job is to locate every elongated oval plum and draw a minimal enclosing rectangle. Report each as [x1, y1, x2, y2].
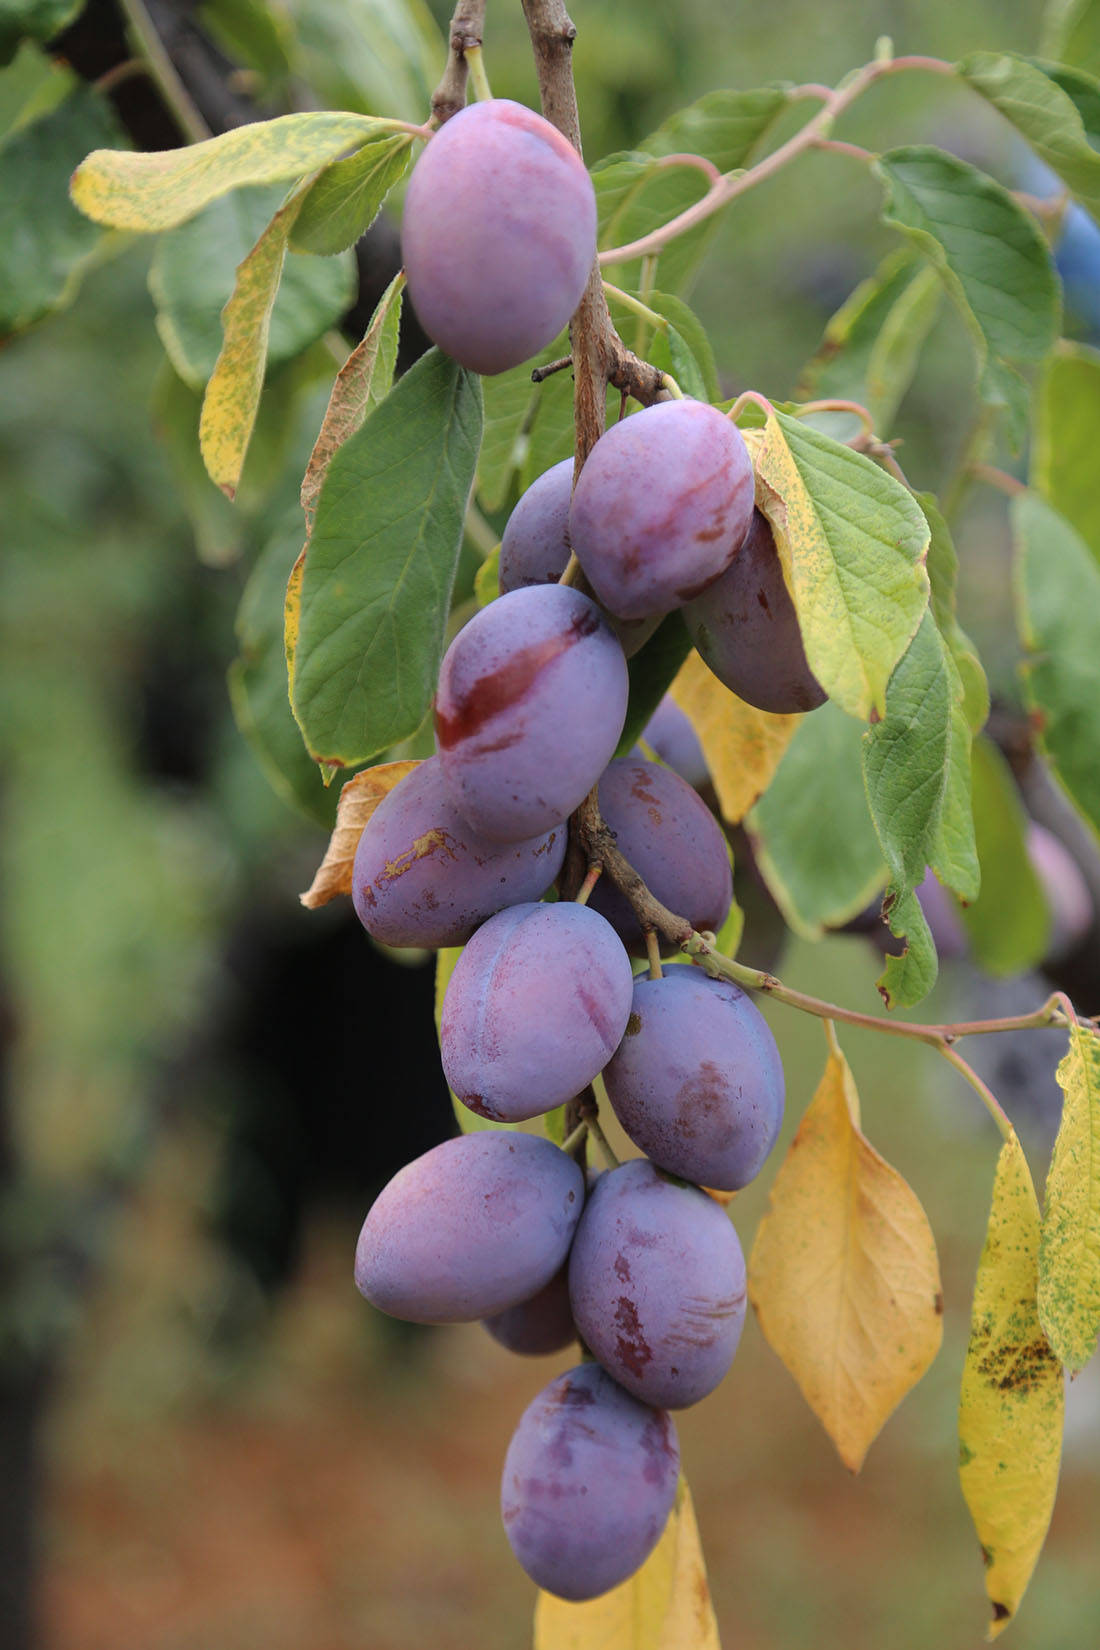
[603, 965, 784, 1191]
[684, 508, 827, 714]
[401, 100, 597, 375]
[501, 1361, 679, 1600]
[569, 1159, 747, 1409]
[586, 758, 731, 954]
[355, 1131, 584, 1323]
[441, 901, 635, 1121]
[499, 459, 573, 594]
[483, 1264, 575, 1356]
[350, 756, 565, 948]
[568, 400, 754, 619]
[636, 694, 709, 789]
[434, 585, 629, 843]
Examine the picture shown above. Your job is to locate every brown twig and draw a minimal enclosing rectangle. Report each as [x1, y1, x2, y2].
[431, 0, 487, 126]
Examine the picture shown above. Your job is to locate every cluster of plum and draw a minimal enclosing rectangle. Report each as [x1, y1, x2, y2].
[346, 92, 816, 1602]
[349, 403, 798, 1595]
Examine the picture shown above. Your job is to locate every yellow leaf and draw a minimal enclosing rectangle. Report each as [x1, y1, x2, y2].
[299, 760, 420, 909]
[669, 650, 798, 824]
[752, 411, 929, 721]
[70, 112, 382, 231]
[199, 186, 308, 498]
[284, 547, 306, 695]
[959, 1131, 1064, 1638]
[533, 1479, 721, 1650]
[748, 1035, 943, 1471]
[1039, 1021, 1100, 1371]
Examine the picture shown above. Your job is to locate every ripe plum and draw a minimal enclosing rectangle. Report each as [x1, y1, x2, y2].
[684, 508, 826, 713]
[568, 399, 754, 619]
[499, 459, 572, 594]
[586, 758, 731, 953]
[483, 1264, 575, 1356]
[355, 1130, 584, 1323]
[401, 100, 596, 375]
[434, 584, 628, 842]
[568, 1158, 747, 1408]
[501, 1361, 680, 1600]
[603, 965, 784, 1190]
[636, 694, 709, 788]
[441, 901, 635, 1121]
[351, 756, 565, 948]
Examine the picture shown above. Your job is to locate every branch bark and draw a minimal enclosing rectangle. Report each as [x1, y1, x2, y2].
[431, 0, 487, 126]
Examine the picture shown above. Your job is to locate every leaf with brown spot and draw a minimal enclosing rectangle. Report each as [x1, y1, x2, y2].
[959, 1129, 1064, 1637]
[299, 760, 420, 908]
[533, 1478, 721, 1650]
[669, 648, 798, 824]
[1039, 1021, 1100, 1371]
[748, 1033, 943, 1471]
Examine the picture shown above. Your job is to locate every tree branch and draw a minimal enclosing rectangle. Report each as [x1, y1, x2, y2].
[431, 0, 487, 126]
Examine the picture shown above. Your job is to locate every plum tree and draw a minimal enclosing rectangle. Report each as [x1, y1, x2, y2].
[568, 399, 755, 618]
[401, 99, 597, 374]
[434, 584, 629, 842]
[351, 756, 565, 948]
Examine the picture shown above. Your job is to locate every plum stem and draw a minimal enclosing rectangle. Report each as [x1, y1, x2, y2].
[645, 930, 664, 979]
[574, 863, 603, 906]
[464, 44, 493, 101]
[430, 0, 487, 126]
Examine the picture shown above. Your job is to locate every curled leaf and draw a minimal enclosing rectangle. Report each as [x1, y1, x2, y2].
[1038, 1020, 1100, 1372]
[300, 760, 420, 908]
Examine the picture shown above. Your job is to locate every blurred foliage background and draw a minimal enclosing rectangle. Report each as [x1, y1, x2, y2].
[3, 0, 1100, 1645]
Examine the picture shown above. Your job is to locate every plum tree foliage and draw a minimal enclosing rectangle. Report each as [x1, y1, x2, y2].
[6, 0, 1100, 1637]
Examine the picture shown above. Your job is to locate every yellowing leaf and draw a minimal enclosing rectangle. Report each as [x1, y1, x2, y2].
[300, 271, 404, 530]
[199, 185, 308, 498]
[300, 760, 420, 908]
[669, 649, 798, 824]
[533, 1479, 721, 1650]
[1038, 1021, 1100, 1372]
[752, 412, 930, 721]
[70, 111, 383, 231]
[284, 547, 306, 694]
[959, 1131, 1064, 1638]
[748, 1035, 943, 1471]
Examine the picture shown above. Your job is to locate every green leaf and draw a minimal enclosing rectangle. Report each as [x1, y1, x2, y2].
[292, 349, 483, 769]
[957, 737, 1051, 975]
[150, 185, 355, 388]
[1033, 341, 1100, 567]
[959, 52, 1100, 225]
[615, 613, 694, 757]
[1013, 492, 1100, 840]
[876, 883, 939, 1009]
[70, 110, 387, 231]
[751, 411, 930, 721]
[300, 271, 403, 531]
[280, 0, 444, 125]
[1038, 1021, 1100, 1372]
[798, 250, 919, 408]
[290, 133, 412, 255]
[874, 146, 1060, 408]
[476, 329, 568, 513]
[198, 0, 295, 84]
[198, 182, 323, 497]
[597, 87, 791, 291]
[865, 266, 942, 435]
[0, 83, 122, 338]
[862, 610, 979, 901]
[747, 701, 886, 938]
[921, 493, 989, 732]
[1044, 0, 1100, 76]
[0, 0, 83, 65]
[229, 515, 342, 827]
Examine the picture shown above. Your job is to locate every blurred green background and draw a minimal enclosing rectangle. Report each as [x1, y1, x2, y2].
[3, 0, 1100, 1646]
